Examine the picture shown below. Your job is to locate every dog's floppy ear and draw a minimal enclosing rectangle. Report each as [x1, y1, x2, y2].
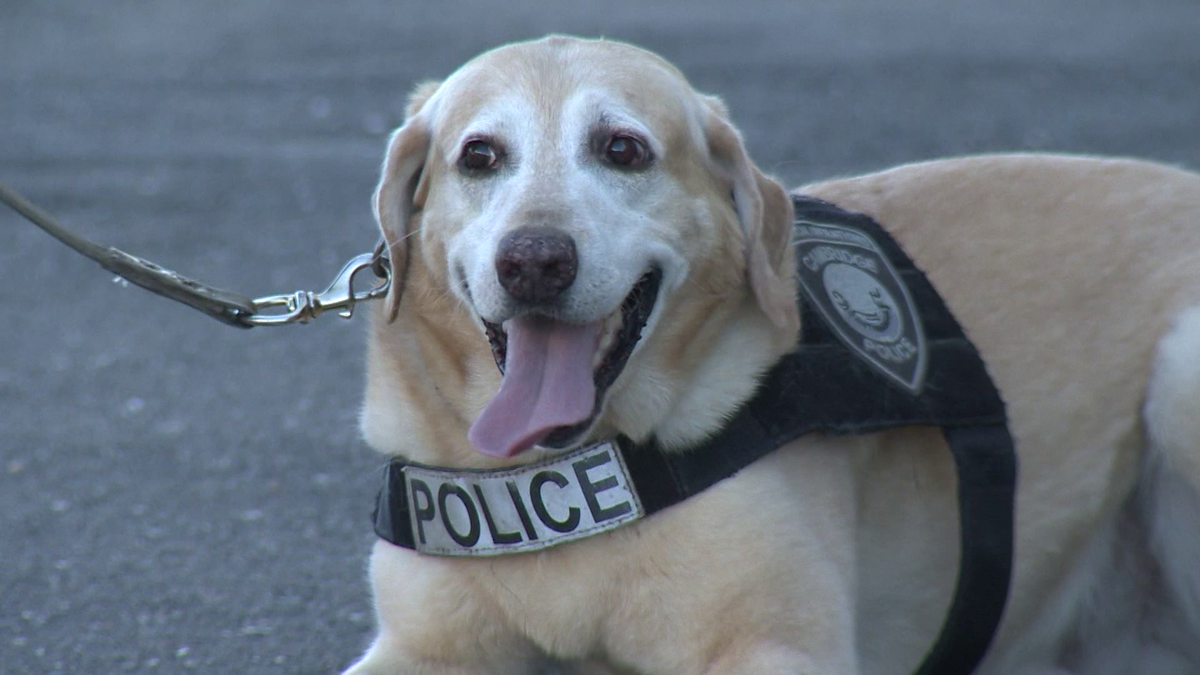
[702, 95, 799, 336]
[373, 81, 440, 322]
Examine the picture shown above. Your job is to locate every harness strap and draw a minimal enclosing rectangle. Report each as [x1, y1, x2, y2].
[917, 423, 1015, 675]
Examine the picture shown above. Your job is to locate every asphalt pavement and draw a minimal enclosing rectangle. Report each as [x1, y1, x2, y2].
[2, 1, 1199, 673]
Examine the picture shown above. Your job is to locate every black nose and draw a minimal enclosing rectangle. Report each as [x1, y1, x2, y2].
[495, 226, 578, 304]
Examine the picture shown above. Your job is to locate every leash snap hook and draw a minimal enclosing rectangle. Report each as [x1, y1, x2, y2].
[244, 252, 390, 326]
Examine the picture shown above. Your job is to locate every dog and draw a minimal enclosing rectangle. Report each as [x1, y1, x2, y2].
[345, 35, 1200, 674]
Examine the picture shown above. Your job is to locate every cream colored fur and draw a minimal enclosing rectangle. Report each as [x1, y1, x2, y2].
[349, 36, 1200, 675]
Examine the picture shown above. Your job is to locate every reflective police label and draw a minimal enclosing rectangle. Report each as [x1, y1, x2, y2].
[402, 441, 644, 556]
[795, 221, 928, 393]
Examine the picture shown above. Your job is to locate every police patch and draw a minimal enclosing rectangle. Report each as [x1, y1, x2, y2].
[402, 441, 643, 556]
[795, 221, 928, 393]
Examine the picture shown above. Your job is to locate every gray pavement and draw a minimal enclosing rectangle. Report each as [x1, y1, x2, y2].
[2, 1, 1198, 673]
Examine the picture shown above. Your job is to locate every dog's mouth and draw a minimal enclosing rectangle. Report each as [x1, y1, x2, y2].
[467, 268, 662, 458]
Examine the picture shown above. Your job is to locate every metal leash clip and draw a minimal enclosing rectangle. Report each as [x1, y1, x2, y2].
[243, 246, 391, 326]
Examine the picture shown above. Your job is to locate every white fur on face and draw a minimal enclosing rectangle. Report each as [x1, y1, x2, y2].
[443, 87, 689, 327]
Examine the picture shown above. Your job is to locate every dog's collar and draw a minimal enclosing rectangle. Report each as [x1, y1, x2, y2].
[372, 196, 1016, 675]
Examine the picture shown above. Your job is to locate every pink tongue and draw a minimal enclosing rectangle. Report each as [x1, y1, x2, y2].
[468, 317, 603, 458]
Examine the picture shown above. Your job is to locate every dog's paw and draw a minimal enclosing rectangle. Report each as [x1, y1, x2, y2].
[550, 659, 641, 675]
[342, 642, 540, 675]
[703, 642, 849, 675]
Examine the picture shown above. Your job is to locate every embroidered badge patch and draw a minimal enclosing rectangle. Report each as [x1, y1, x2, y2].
[402, 441, 644, 556]
[795, 220, 928, 393]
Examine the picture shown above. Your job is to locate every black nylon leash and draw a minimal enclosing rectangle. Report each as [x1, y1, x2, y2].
[0, 180, 258, 326]
[375, 196, 1017, 674]
[0, 180, 390, 327]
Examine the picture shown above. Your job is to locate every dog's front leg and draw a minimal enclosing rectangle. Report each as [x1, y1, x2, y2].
[703, 644, 848, 675]
[692, 617, 858, 675]
[606, 482, 861, 674]
[686, 447, 860, 675]
[343, 540, 543, 675]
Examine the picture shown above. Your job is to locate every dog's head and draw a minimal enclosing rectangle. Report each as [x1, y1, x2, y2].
[363, 36, 798, 465]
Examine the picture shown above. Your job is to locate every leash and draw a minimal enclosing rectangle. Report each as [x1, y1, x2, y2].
[0, 180, 390, 328]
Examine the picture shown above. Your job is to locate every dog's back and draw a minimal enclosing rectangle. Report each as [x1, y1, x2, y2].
[807, 154, 1200, 672]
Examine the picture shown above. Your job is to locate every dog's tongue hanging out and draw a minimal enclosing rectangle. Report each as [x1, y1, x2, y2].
[468, 316, 602, 457]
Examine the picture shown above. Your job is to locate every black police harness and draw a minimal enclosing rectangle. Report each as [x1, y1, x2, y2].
[373, 196, 1019, 675]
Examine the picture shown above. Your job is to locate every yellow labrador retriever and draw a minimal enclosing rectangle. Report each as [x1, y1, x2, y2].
[347, 35, 1200, 674]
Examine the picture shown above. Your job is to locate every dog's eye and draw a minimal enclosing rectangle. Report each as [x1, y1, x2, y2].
[460, 140, 500, 172]
[604, 135, 650, 169]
